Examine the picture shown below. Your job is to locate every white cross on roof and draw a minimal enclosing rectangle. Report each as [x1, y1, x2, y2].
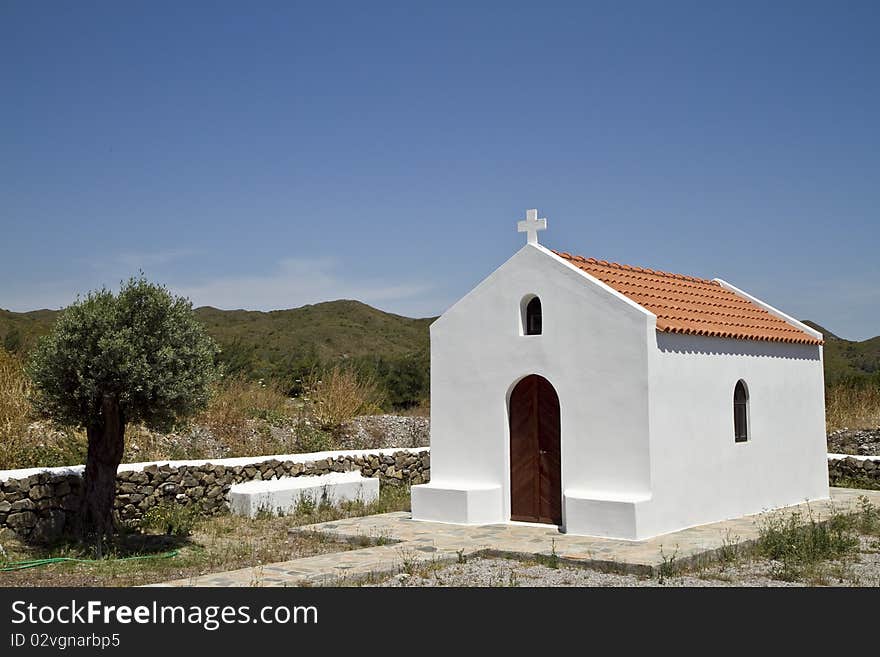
[517, 208, 547, 245]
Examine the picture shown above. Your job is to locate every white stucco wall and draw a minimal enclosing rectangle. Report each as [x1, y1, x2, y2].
[412, 242, 829, 540]
[412, 244, 656, 535]
[640, 332, 828, 538]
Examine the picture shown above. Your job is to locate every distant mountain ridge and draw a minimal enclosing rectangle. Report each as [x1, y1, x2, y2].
[1, 300, 433, 359]
[1, 303, 877, 388]
[0, 301, 435, 404]
[802, 320, 880, 384]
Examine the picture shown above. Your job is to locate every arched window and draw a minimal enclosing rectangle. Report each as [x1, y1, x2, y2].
[733, 380, 749, 443]
[524, 296, 542, 335]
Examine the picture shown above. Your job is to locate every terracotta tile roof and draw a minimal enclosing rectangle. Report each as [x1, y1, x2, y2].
[553, 251, 822, 345]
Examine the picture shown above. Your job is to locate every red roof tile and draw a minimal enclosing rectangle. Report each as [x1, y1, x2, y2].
[553, 251, 822, 345]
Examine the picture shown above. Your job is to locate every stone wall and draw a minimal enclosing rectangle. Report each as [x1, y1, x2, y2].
[0, 448, 430, 543]
[827, 454, 880, 489]
[3, 452, 872, 544]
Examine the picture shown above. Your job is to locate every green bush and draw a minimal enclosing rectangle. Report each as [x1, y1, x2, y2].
[756, 506, 860, 581]
[141, 502, 201, 537]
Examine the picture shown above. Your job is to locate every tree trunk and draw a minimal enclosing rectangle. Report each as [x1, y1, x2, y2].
[82, 394, 125, 555]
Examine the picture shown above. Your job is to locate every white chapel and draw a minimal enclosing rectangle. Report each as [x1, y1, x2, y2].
[411, 209, 828, 540]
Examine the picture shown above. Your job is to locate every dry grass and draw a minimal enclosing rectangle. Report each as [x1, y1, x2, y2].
[0, 349, 30, 430]
[126, 377, 311, 462]
[0, 512, 352, 587]
[198, 377, 295, 436]
[304, 365, 385, 430]
[0, 349, 28, 469]
[0, 348, 87, 469]
[826, 383, 880, 432]
[0, 351, 85, 469]
[398, 398, 430, 418]
[0, 485, 411, 587]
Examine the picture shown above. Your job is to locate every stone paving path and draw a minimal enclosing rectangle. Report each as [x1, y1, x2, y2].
[150, 487, 880, 587]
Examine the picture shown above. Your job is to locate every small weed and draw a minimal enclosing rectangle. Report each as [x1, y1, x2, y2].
[398, 548, 420, 576]
[141, 502, 200, 537]
[254, 506, 279, 520]
[293, 494, 317, 517]
[397, 549, 441, 579]
[717, 529, 741, 566]
[249, 565, 265, 587]
[856, 495, 880, 535]
[756, 505, 861, 582]
[535, 539, 559, 569]
[657, 546, 679, 584]
[457, 548, 467, 564]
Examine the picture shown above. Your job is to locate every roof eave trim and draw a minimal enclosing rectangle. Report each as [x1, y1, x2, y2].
[713, 278, 824, 343]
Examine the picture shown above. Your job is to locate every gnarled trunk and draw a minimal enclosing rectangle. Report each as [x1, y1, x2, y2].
[82, 394, 125, 554]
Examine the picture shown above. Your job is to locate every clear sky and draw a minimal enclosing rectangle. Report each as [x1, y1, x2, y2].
[1, 2, 878, 339]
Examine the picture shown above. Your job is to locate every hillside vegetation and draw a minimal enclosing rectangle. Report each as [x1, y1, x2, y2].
[2, 304, 878, 414]
[803, 321, 880, 385]
[1, 300, 433, 408]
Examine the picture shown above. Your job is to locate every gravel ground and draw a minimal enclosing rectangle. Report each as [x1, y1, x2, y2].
[337, 415, 429, 450]
[377, 536, 880, 587]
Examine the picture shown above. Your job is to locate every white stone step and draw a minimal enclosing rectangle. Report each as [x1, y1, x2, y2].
[227, 471, 379, 518]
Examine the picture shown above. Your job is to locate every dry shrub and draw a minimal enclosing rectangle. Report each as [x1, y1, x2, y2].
[0, 349, 30, 431]
[305, 365, 385, 429]
[0, 350, 86, 469]
[399, 398, 430, 418]
[0, 349, 32, 468]
[826, 383, 880, 432]
[197, 377, 294, 443]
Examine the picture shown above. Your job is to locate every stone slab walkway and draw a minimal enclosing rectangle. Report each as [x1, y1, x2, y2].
[150, 487, 880, 587]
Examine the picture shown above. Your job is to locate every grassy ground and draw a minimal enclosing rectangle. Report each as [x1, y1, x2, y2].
[0, 486, 411, 587]
[3, 488, 877, 588]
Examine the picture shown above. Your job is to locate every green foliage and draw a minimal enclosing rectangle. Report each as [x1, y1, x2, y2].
[27, 277, 220, 432]
[141, 502, 200, 536]
[803, 321, 880, 385]
[830, 475, 880, 491]
[855, 495, 880, 535]
[756, 506, 861, 581]
[4, 300, 432, 409]
[1, 428, 87, 470]
[215, 337, 258, 380]
[534, 539, 559, 570]
[289, 484, 411, 526]
[295, 421, 332, 453]
[656, 546, 679, 584]
[3, 328, 22, 354]
[351, 352, 430, 409]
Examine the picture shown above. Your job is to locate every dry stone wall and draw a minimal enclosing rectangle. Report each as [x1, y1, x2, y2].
[0, 448, 430, 543]
[827, 454, 880, 488]
[3, 452, 869, 544]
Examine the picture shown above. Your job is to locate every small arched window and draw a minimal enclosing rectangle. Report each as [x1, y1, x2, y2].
[733, 380, 749, 443]
[525, 296, 542, 335]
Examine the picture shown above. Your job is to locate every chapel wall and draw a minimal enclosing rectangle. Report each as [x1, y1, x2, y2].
[641, 332, 828, 536]
[428, 245, 656, 516]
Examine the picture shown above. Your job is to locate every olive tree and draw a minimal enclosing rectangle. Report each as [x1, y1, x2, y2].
[28, 277, 219, 548]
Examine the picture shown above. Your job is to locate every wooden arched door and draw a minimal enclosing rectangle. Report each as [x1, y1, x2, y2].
[509, 375, 561, 525]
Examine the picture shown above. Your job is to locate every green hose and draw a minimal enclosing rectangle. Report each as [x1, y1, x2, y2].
[0, 549, 179, 572]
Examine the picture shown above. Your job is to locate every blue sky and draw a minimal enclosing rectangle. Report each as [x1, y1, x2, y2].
[1, 2, 878, 339]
